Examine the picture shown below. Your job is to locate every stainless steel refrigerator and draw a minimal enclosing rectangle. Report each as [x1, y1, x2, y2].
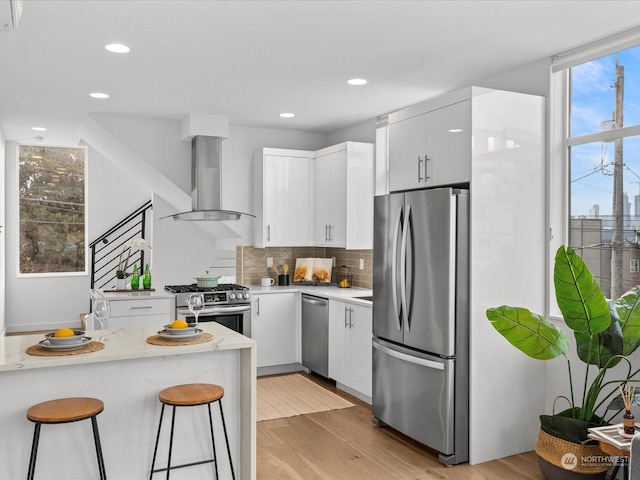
[372, 186, 469, 465]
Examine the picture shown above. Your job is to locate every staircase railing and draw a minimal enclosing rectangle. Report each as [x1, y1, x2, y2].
[89, 200, 153, 290]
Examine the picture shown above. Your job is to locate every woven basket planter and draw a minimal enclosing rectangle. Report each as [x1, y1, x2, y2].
[535, 429, 611, 477]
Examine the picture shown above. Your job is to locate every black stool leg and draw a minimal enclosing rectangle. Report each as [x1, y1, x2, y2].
[166, 406, 177, 480]
[207, 404, 219, 479]
[27, 422, 41, 480]
[149, 404, 166, 480]
[91, 416, 107, 480]
[217, 399, 235, 480]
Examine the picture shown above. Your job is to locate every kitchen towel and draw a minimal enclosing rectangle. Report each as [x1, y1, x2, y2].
[257, 374, 354, 421]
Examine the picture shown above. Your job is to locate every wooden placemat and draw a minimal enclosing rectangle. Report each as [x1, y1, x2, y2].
[146, 332, 213, 346]
[26, 341, 105, 357]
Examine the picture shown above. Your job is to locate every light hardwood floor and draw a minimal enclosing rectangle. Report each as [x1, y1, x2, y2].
[257, 373, 545, 480]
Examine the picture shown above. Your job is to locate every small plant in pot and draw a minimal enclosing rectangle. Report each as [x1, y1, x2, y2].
[486, 245, 640, 479]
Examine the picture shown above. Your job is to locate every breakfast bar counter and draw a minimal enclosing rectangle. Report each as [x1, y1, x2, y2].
[0, 322, 256, 479]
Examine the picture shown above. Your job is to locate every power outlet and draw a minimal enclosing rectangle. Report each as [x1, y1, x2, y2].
[267, 257, 273, 268]
[359, 258, 364, 270]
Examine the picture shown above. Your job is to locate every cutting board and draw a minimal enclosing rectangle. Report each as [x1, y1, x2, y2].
[294, 258, 333, 283]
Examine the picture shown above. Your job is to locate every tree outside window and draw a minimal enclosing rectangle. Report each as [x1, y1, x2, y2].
[18, 144, 87, 274]
[569, 45, 640, 298]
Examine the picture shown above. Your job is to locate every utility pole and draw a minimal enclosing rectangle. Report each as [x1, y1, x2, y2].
[611, 58, 624, 299]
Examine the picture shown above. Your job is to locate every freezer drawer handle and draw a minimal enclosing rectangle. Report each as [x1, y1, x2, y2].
[373, 341, 445, 370]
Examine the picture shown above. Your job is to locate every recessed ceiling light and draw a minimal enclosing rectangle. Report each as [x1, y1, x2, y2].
[32, 126, 47, 131]
[90, 92, 110, 99]
[347, 78, 368, 86]
[105, 43, 130, 53]
[279, 112, 295, 118]
[448, 128, 464, 133]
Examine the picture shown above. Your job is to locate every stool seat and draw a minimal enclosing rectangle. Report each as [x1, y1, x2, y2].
[27, 397, 104, 424]
[159, 383, 224, 406]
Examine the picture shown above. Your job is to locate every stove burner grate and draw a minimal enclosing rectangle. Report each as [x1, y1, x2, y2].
[165, 283, 249, 294]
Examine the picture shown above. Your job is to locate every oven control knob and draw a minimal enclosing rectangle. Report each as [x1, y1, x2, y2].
[229, 293, 236, 300]
[243, 293, 250, 300]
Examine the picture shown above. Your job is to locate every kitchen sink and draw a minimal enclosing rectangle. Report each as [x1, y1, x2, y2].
[353, 296, 373, 302]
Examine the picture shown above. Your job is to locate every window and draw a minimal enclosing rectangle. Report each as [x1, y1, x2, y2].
[631, 259, 639, 273]
[557, 39, 640, 299]
[18, 144, 87, 275]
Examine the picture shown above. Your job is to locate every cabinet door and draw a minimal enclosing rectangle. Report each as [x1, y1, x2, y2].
[264, 155, 312, 246]
[388, 114, 426, 192]
[313, 154, 333, 244]
[252, 293, 296, 367]
[425, 100, 471, 187]
[328, 300, 350, 385]
[314, 150, 347, 246]
[348, 303, 372, 398]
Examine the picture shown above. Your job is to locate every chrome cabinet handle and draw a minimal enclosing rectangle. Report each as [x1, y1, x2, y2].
[349, 308, 354, 328]
[256, 298, 260, 316]
[344, 306, 349, 327]
[417, 155, 423, 183]
[130, 306, 153, 310]
[328, 225, 333, 242]
[424, 154, 430, 182]
[267, 225, 271, 242]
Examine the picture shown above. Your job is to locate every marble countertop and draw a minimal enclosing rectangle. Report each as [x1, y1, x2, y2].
[0, 322, 255, 373]
[248, 284, 373, 306]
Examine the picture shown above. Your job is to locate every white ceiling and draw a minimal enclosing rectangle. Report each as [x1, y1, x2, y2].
[2, 0, 640, 145]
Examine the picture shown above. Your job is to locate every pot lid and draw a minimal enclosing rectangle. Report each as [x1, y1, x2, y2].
[195, 271, 220, 279]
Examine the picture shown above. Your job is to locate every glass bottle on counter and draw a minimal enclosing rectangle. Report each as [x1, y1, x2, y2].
[130, 264, 140, 290]
[143, 263, 152, 290]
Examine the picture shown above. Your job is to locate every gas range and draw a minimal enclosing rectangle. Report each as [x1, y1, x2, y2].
[165, 283, 251, 307]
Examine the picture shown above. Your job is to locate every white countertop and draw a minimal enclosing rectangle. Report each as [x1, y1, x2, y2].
[0, 322, 255, 373]
[248, 284, 373, 306]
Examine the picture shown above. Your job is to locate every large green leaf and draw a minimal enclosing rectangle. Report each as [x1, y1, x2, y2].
[575, 302, 623, 367]
[554, 246, 610, 335]
[486, 306, 568, 360]
[615, 285, 640, 356]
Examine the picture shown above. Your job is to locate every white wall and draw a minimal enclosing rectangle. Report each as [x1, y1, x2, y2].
[4, 141, 93, 331]
[0, 128, 4, 336]
[3, 117, 327, 332]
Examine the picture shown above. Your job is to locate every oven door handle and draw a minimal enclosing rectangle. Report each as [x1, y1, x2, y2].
[177, 305, 251, 316]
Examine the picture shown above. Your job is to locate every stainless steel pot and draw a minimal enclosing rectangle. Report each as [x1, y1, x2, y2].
[194, 271, 220, 288]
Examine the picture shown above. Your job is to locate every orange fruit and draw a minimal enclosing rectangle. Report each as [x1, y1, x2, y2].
[54, 327, 75, 337]
[170, 319, 188, 329]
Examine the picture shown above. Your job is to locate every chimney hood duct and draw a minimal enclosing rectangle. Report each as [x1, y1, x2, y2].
[165, 136, 254, 221]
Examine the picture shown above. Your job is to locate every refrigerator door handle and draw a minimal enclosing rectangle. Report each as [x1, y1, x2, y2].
[373, 341, 444, 370]
[400, 204, 410, 332]
[391, 205, 403, 331]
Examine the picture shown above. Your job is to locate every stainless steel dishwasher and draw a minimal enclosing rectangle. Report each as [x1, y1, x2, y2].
[301, 294, 329, 377]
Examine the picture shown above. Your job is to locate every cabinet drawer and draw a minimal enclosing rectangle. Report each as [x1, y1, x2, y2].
[110, 298, 173, 317]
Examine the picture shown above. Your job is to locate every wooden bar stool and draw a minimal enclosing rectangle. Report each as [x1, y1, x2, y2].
[26, 397, 106, 480]
[149, 383, 235, 480]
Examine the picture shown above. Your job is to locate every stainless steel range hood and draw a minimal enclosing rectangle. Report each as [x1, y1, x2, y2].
[165, 135, 254, 221]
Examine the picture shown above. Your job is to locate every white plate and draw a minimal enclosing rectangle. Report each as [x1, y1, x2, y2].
[39, 337, 92, 351]
[618, 428, 638, 439]
[158, 329, 203, 341]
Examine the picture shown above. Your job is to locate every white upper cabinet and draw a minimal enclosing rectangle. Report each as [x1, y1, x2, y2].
[388, 93, 471, 192]
[253, 142, 374, 250]
[253, 148, 315, 247]
[313, 142, 374, 249]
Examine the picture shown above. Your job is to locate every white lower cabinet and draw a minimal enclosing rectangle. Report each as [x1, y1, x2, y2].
[252, 293, 297, 367]
[328, 300, 372, 398]
[89, 293, 174, 330]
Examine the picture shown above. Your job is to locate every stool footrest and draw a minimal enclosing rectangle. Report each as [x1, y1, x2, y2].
[151, 457, 214, 474]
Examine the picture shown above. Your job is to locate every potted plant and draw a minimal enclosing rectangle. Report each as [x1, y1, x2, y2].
[486, 245, 640, 478]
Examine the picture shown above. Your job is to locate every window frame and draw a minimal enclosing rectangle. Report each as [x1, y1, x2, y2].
[549, 29, 640, 313]
[16, 143, 89, 278]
